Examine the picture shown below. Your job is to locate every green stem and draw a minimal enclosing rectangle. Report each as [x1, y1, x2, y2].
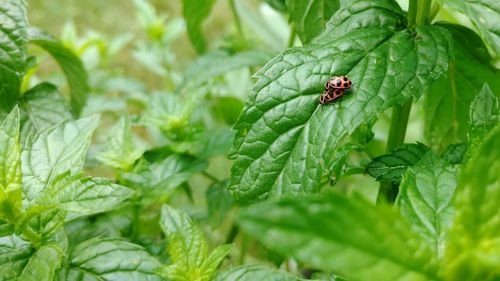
[288, 26, 296, 48]
[407, 0, 418, 27]
[22, 226, 41, 247]
[229, 0, 244, 40]
[225, 224, 239, 244]
[202, 171, 221, 183]
[416, 0, 432, 25]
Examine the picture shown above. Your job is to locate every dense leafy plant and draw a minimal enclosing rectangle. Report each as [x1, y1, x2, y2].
[0, 0, 499, 280]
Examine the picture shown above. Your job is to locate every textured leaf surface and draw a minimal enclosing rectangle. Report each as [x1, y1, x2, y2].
[444, 126, 500, 280]
[0, 235, 33, 281]
[28, 28, 90, 116]
[238, 193, 440, 280]
[285, 0, 340, 43]
[21, 115, 100, 203]
[463, 0, 500, 56]
[18, 243, 63, 281]
[180, 49, 274, 90]
[366, 143, 430, 182]
[0, 108, 22, 220]
[229, 0, 451, 202]
[425, 24, 500, 150]
[19, 83, 72, 138]
[97, 116, 144, 172]
[65, 237, 162, 281]
[183, 0, 216, 53]
[0, 0, 27, 112]
[213, 265, 303, 281]
[396, 152, 457, 258]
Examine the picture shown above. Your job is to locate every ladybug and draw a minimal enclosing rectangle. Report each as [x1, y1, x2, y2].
[325, 76, 352, 90]
[319, 75, 352, 104]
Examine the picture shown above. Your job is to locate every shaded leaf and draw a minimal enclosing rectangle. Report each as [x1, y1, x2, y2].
[0, 235, 33, 281]
[18, 243, 63, 281]
[206, 180, 233, 226]
[441, 143, 467, 165]
[28, 28, 90, 117]
[366, 143, 430, 182]
[213, 265, 303, 281]
[183, 0, 216, 53]
[444, 126, 500, 280]
[238, 193, 440, 280]
[396, 152, 457, 258]
[0, 0, 27, 112]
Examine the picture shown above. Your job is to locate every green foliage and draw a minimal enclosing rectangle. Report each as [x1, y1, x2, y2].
[229, 0, 451, 202]
[183, 0, 217, 53]
[214, 265, 303, 281]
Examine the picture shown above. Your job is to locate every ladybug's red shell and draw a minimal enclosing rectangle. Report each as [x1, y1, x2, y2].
[325, 76, 352, 90]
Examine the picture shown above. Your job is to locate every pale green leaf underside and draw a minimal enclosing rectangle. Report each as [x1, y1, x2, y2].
[214, 265, 303, 281]
[238, 193, 440, 281]
[0, 0, 27, 112]
[445, 125, 500, 280]
[396, 152, 457, 258]
[66, 237, 162, 281]
[229, 0, 451, 202]
[28, 28, 90, 117]
[21, 115, 100, 203]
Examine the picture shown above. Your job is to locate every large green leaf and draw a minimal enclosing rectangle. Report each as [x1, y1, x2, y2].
[238, 193, 440, 280]
[18, 243, 63, 281]
[213, 265, 303, 281]
[396, 152, 457, 258]
[444, 126, 500, 280]
[64, 237, 162, 281]
[0, 235, 33, 281]
[21, 115, 100, 203]
[229, 0, 451, 202]
[0, 0, 27, 112]
[285, 0, 340, 43]
[183, 0, 216, 53]
[425, 24, 500, 150]
[28, 28, 90, 117]
[0, 108, 22, 221]
[466, 83, 499, 157]
[19, 83, 72, 139]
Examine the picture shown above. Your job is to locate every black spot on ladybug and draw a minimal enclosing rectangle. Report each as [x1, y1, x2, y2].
[343, 83, 348, 87]
[342, 77, 347, 81]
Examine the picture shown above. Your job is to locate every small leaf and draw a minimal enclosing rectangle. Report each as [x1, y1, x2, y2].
[206, 180, 233, 226]
[0, 108, 22, 221]
[21, 115, 100, 203]
[179, 49, 274, 91]
[425, 24, 500, 150]
[18, 243, 63, 281]
[444, 126, 500, 280]
[97, 116, 145, 172]
[366, 142, 430, 182]
[213, 265, 303, 281]
[28, 28, 90, 117]
[238, 193, 440, 280]
[467, 83, 499, 157]
[0, 0, 28, 112]
[19, 83, 72, 138]
[182, 0, 216, 53]
[286, 0, 340, 43]
[441, 143, 467, 165]
[396, 152, 457, 258]
[202, 244, 232, 278]
[0, 235, 33, 281]
[229, 0, 451, 202]
[65, 237, 162, 281]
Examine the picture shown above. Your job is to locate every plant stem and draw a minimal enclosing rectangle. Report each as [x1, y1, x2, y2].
[229, 0, 244, 40]
[288, 26, 296, 48]
[22, 226, 41, 247]
[377, 0, 433, 203]
[225, 224, 239, 244]
[202, 171, 221, 183]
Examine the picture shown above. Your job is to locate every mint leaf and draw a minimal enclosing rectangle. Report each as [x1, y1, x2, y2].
[214, 265, 303, 281]
[238, 193, 440, 280]
[160, 205, 231, 281]
[425, 24, 500, 150]
[38, 173, 133, 219]
[19, 83, 72, 138]
[285, 0, 340, 43]
[0, 235, 33, 281]
[467, 83, 499, 157]
[21, 115, 100, 202]
[97, 116, 145, 172]
[180, 49, 274, 91]
[0, 108, 22, 221]
[183, 0, 216, 53]
[441, 143, 467, 165]
[444, 126, 500, 280]
[366, 143, 430, 182]
[65, 237, 162, 281]
[28, 28, 90, 117]
[229, 1, 451, 202]
[206, 180, 233, 226]
[18, 243, 63, 281]
[396, 152, 457, 258]
[0, 0, 27, 112]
